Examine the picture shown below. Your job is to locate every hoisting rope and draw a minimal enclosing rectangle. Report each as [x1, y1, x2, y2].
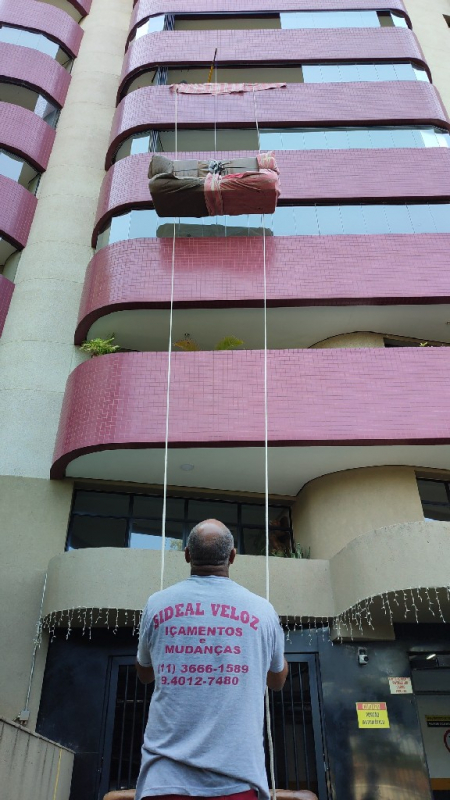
[252, 85, 278, 800]
[160, 88, 178, 591]
[159, 82, 277, 799]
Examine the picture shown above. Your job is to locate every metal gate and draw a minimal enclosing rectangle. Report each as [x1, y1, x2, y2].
[99, 654, 328, 799]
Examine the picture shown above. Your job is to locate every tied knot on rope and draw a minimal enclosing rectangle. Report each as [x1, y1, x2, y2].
[208, 159, 225, 175]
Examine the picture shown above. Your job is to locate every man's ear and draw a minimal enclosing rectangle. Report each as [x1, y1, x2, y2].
[185, 547, 191, 564]
[229, 548, 237, 565]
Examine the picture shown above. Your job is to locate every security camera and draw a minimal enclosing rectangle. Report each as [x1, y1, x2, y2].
[358, 647, 369, 666]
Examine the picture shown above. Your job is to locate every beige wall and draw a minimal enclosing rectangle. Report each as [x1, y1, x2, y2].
[0, 0, 135, 728]
[0, 477, 73, 727]
[0, 716, 73, 800]
[291, 465, 424, 559]
[403, 0, 450, 113]
[310, 331, 385, 348]
[41, 519, 450, 623]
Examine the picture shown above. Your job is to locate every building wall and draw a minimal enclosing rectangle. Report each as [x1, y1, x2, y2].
[0, 0, 134, 728]
[403, 0, 450, 110]
[0, 716, 74, 800]
[291, 466, 424, 558]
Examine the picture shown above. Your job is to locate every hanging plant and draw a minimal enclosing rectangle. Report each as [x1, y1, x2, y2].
[80, 335, 120, 357]
[174, 335, 244, 351]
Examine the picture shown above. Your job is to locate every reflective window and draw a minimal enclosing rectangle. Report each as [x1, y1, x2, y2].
[0, 25, 72, 68]
[96, 203, 450, 249]
[0, 149, 40, 193]
[114, 126, 450, 163]
[417, 479, 450, 523]
[302, 62, 429, 83]
[67, 489, 293, 555]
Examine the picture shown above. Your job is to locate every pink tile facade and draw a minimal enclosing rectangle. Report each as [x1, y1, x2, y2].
[70, 0, 92, 16]
[75, 234, 450, 342]
[51, 348, 450, 477]
[0, 0, 83, 57]
[0, 102, 56, 171]
[0, 41, 71, 108]
[0, 175, 38, 248]
[52, 0, 450, 477]
[0, 274, 14, 338]
[131, 0, 409, 35]
[94, 148, 450, 242]
[119, 27, 425, 97]
[107, 82, 448, 166]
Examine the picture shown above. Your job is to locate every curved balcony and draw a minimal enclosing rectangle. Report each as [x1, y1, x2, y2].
[107, 82, 448, 167]
[75, 234, 450, 347]
[0, 102, 55, 171]
[118, 27, 426, 98]
[41, 521, 450, 623]
[130, 0, 410, 40]
[0, 42, 70, 109]
[0, 274, 14, 337]
[0, 174, 37, 249]
[38, 0, 92, 21]
[0, 0, 83, 58]
[94, 148, 450, 243]
[52, 348, 450, 490]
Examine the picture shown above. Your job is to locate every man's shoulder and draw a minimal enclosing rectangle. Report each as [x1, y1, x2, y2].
[228, 581, 278, 617]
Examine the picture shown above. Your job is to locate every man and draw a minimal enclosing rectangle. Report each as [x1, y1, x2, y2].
[135, 518, 288, 800]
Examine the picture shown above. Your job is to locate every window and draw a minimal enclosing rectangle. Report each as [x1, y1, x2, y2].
[113, 126, 450, 163]
[0, 236, 17, 267]
[95, 203, 450, 250]
[67, 489, 293, 556]
[0, 25, 72, 68]
[417, 479, 450, 522]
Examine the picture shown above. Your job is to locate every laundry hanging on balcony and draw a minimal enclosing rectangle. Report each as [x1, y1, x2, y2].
[148, 82, 284, 217]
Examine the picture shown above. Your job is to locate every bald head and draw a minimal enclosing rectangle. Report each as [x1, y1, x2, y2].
[186, 519, 235, 568]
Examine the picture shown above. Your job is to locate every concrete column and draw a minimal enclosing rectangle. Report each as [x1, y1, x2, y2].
[0, 0, 134, 727]
[403, 0, 450, 113]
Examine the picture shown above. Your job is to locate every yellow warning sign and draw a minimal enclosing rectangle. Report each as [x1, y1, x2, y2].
[356, 702, 390, 728]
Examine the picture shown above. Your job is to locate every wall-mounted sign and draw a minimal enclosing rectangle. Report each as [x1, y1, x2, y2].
[388, 677, 412, 694]
[356, 702, 390, 728]
[426, 716, 450, 728]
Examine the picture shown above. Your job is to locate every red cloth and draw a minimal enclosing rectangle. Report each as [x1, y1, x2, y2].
[142, 792, 258, 800]
[170, 82, 286, 95]
[204, 152, 280, 216]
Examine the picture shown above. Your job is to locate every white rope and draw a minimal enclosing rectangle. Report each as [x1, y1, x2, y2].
[252, 86, 277, 800]
[160, 89, 178, 591]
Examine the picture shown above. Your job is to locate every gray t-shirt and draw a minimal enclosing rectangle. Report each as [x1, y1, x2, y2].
[136, 575, 285, 800]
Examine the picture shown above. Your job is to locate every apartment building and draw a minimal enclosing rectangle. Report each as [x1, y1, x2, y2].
[1, 0, 450, 798]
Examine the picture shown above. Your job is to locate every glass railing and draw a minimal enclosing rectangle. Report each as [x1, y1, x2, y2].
[126, 61, 429, 95]
[0, 25, 72, 68]
[96, 203, 450, 250]
[0, 81, 60, 127]
[113, 125, 450, 162]
[130, 10, 407, 41]
[0, 149, 40, 193]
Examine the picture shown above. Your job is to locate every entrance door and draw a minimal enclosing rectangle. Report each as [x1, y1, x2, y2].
[99, 654, 328, 799]
[411, 654, 450, 800]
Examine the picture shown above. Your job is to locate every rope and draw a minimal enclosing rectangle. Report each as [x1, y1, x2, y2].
[252, 86, 277, 800]
[52, 748, 63, 800]
[160, 89, 178, 591]
[159, 84, 278, 799]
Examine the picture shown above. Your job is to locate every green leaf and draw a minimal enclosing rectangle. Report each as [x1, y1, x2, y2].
[214, 336, 244, 351]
